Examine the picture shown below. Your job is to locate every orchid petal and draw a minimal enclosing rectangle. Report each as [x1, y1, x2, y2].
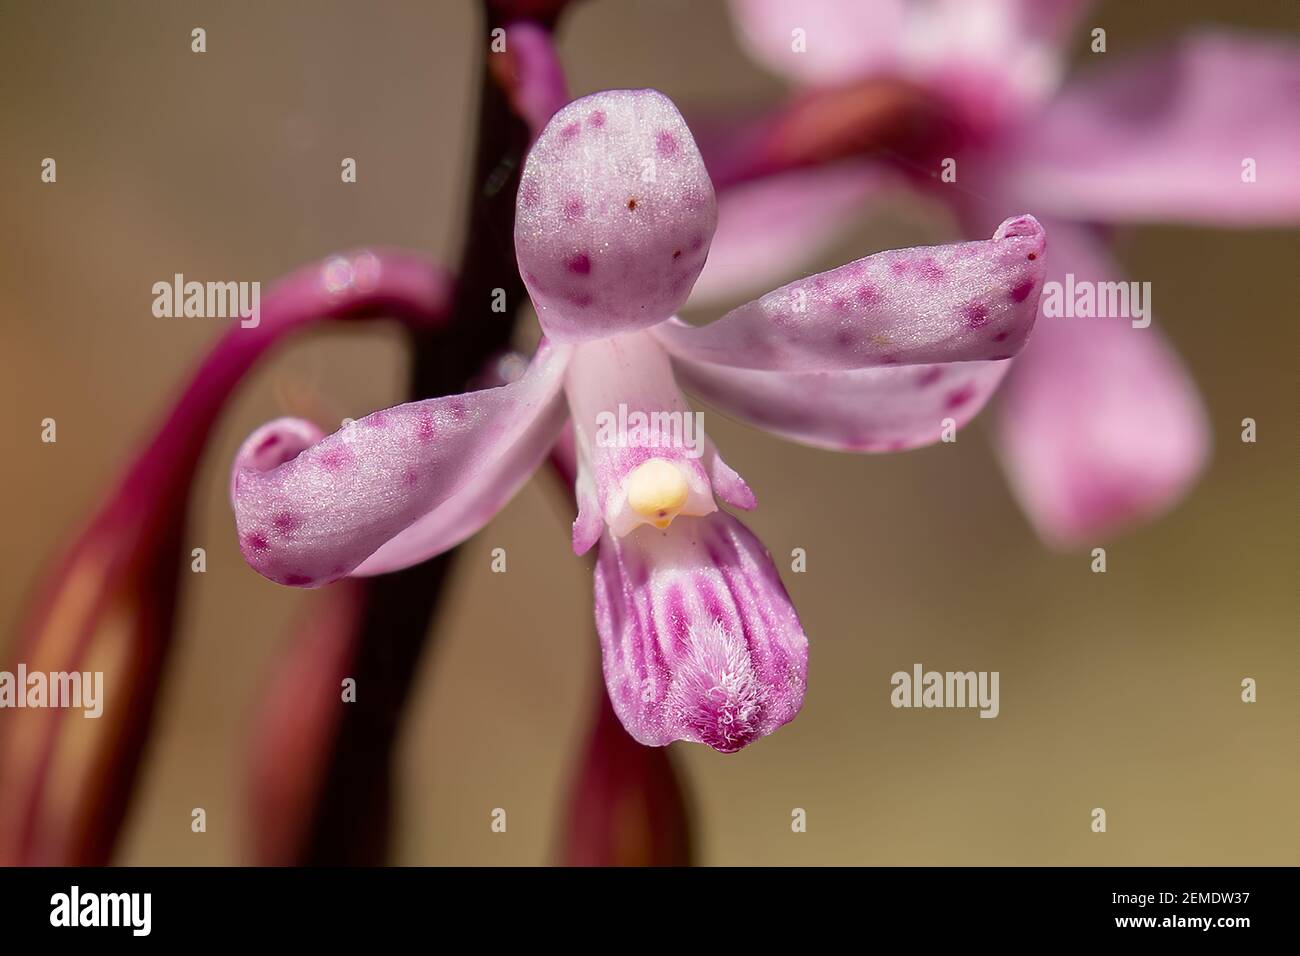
[515, 89, 717, 342]
[232, 342, 571, 586]
[728, 0, 1082, 107]
[657, 215, 1045, 372]
[688, 162, 885, 307]
[594, 511, 807, 753]
[995, 223, 1210, 546]
[230, 418, 326, 503]
[728, 0, 908, 86]
[996, 33, 1300, 224]
[670, 327, 1011, 452]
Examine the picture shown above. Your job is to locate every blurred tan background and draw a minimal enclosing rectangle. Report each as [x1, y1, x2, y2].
[1, 0, 1296, 865]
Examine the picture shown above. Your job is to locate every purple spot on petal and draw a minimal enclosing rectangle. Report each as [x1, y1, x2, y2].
[889, 259, 910, 277]
[587, 110, 606, 128]
[918, 257, 944, 281]
[655, 130, 679, 158]
[855, 283, 882, 305]
[415, 411, 436, 443]
[256, 434, 280, 453]
[520, 180, 541, 208]
[945, 386, 976, 411]
[566, 252, 592, 275]
[283, 574, 313, 586]
[245, 532, 269, 552]
[560, 121, 581, 142]
[992, 330, 1011, 342]
[916, 367, 943, 388]
[566, 291, 594, 308]
[1010, 278, 1035, 302]
[563, 196, 585, 220]
[319, 447, 351, 470]
[272, 512, 301, 535]
[962, 303, 989, 329]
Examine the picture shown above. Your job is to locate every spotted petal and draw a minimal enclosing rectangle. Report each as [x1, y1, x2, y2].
[669, 327, 1011, 452]
[515, 89, 717, 342]
[657, 215, 1045, 372]
[231, 342, 571, 586]
[593, 511, 807, 753]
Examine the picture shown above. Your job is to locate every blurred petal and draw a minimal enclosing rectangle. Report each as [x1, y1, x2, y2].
[593, 511, 808, 753]
[728, 0, 1079, 110]
[671, 327, 1011, 451]
[996, 32, 1300, 224]
[558, 679, 694, 866]
[515, 89, 717, 342]
[657, 214, 1045, 372]
[728, 0, 907, 86]
[995, 223, 1210, 546]
[232, 341, 570, 587]
[689, 162, 884, 306]
[0, 249, 453, 865]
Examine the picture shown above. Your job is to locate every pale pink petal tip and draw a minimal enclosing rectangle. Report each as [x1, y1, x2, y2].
[230, 417, 325, 504]
[515, 89, 718, 343]
[594, 512, 807, 753]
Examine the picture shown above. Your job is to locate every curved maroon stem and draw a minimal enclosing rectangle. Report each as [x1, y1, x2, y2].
[0, 251, 453, 866]
[293, 10, 570, 865]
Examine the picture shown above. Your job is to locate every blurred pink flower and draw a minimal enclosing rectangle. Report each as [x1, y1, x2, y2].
[230, 88, 1047, 752]
[704, 0, 1300, 545]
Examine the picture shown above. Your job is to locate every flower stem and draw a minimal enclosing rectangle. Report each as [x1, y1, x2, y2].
[295, 12, 544, 865]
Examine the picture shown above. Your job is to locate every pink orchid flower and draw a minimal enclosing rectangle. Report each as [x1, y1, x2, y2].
[703, 0, 1300, 546]
[230, 88, 1046, 753]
